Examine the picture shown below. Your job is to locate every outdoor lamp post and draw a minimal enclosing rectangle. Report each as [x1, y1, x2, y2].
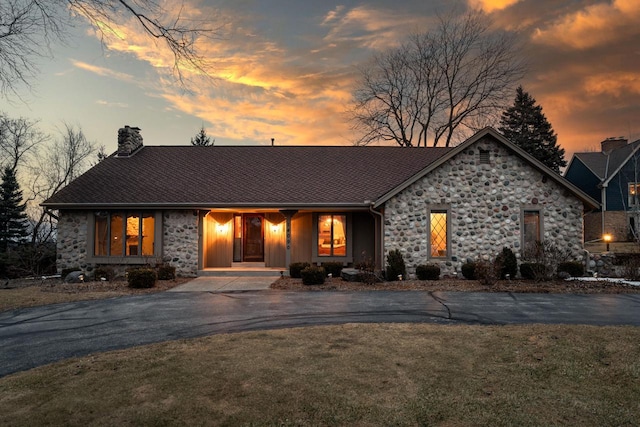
[603, 234, 612, 252]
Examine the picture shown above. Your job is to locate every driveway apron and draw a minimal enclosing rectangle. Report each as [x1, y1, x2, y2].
[1, 290, 640, 377]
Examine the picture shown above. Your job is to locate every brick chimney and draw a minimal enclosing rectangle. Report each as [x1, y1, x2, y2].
[117, 126, 143, 157]
[601, 136, 627, 154]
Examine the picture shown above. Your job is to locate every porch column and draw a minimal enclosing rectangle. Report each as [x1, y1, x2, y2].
[280, 210, 298, 274]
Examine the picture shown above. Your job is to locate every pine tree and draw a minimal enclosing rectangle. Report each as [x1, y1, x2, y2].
[0, 167, 28, 252]
[190, 126, 213, 146]
[499, 86, 566, 173]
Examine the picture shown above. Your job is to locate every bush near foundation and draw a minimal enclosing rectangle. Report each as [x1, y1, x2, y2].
[496, 247, 518, 279]
[416, 264, 440, 280]
[157, 264, 176, 280]
[321, 262, 343, 277]
[301, 266, 325, 285]
[557, 261, 584, 278]
[93, 266, 115, 281]
[289, 262, 311, 279]
[127, 268, 157, 288]
[386, 249, 406, 281]
[520, 262, 546, 281]
[461, 262, 476, 280]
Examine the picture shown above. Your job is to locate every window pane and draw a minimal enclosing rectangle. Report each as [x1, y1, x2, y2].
[110, 214, 124, 256]
[523, 211, 540, 247]
[430, 212, 447, 257]
[126, 214, 140, 256]
[141, 214, 155, 256]
[95, 212, 108, 256]
[333, 215, 346, 256]
[318, 215, 332, 256]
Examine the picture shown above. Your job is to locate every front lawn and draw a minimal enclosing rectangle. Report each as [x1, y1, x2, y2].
[0, 323, 638, 426]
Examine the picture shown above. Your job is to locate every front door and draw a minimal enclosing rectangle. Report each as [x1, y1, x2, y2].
[243, 214, 264, 262]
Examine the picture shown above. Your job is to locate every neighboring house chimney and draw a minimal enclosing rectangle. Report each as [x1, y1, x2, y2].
[117, 125, 143, 157]
[601, 136, 628, 154]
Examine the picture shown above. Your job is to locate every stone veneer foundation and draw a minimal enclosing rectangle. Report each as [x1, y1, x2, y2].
[383, 136, 585, 277]
[56, 209, 199, 278]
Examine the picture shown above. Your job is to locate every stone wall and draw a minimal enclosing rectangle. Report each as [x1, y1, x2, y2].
[56, 209, 200, 278]
[56, 210, 89, 272]
[384, 136, 585, 277]
[162, 210, 199, 277]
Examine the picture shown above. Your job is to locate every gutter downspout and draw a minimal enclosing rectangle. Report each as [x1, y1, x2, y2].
[369, 203, 384, 271]
[601, 185, 607, 237]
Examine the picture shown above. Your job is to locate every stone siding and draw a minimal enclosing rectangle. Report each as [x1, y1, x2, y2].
[56, 210, 89, 272]
[384, 137, 585, 277]
[163, 210, 199, 277]
[56, 209, 200, 278]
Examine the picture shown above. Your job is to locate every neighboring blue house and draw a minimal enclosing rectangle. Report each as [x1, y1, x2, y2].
[565, 137, 640, 242]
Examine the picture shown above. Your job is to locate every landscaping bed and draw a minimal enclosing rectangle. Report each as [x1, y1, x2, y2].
[271, 277, 640, 294]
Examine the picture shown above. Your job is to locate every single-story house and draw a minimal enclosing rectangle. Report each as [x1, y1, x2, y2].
[564, 136, 640, 242]
[42, 126, 598, 278]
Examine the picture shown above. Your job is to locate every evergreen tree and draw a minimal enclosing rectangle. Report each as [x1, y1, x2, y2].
[499, 86, 566, 173]
[190, 126, 213, 146]
[0, 167, 28, 252]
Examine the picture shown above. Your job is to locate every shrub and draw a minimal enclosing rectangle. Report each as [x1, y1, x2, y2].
[522, 240, 569, 281]
[557, 261, 584, 278]
[301, 266, 325, 285]
[289, 262, 310, 279]
[93, 266, 115, 281]
[386, 249, 406, 281]
[461, 262, 476, 280]
[520, 262, 547, 281]
[475, 260, 499, 286]
[622, 258, 640, 281]
[321, 262, 343, 278]
[495, 247, 518, 279]
[157, 264, 176, 280]
[127, 268, 157, 288]
[416, 264, 440, 280]
[61, 267, 81, 280]
[355, 252, 378, 285]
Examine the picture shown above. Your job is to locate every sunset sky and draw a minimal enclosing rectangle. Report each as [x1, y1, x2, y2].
[5, 0, 640, 159]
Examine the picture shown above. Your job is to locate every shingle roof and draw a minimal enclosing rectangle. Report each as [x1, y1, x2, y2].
[573, 139, 640, 181]
[42, 145, 454, 208]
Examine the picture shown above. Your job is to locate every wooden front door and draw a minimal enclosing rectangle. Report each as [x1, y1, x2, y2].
[243, 214, 264, 262]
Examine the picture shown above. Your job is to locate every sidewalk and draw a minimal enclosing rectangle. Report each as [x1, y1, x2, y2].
[168, 276, 276, 292]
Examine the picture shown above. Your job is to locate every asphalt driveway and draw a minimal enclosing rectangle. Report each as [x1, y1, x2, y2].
[1, 290, 639, 377]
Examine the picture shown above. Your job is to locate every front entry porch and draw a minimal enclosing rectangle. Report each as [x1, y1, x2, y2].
[199, 262, 285, 277]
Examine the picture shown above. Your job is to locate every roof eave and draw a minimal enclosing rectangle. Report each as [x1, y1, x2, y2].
[374, 127, 600, 210]
[41, 202, 373, 211]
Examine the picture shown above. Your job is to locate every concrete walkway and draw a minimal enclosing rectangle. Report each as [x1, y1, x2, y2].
[1, 290, 640, 377]
[168, 276, 275, 292]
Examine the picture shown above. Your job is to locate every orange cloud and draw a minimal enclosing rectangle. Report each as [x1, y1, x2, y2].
[584, 72, 640, 97]
[532, 0, 640, 49]
[467, 0, 522, 13]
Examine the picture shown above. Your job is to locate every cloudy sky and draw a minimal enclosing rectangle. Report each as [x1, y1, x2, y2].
[5, 0, 640, 159]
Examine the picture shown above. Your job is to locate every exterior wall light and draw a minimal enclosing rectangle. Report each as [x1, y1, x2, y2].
[603, 234, 612, 252]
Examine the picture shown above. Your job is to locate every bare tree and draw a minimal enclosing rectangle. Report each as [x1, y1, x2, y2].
[350, 10, 525, 147]
[0, 0, 222, 98]
[0, 113, 49, 172]
[28, 123, 95, 245]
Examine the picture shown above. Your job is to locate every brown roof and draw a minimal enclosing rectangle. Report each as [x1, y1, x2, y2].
[43, 145, 454, 208]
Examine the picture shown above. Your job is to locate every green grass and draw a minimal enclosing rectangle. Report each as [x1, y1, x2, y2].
[1, 323, 639, 426]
